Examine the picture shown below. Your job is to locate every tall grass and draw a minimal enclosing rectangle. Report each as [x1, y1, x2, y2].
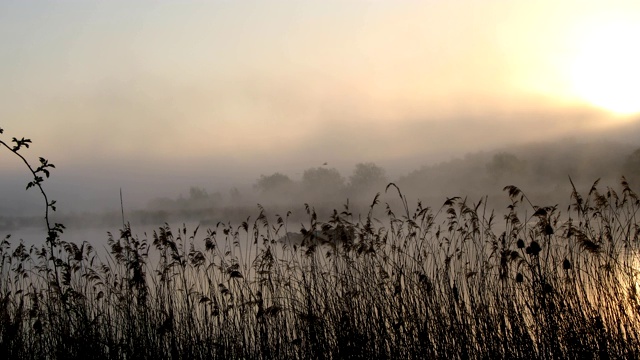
[2, 128, 640, 359]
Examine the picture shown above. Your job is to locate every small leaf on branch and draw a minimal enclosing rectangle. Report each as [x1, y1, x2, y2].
[11, 137, 32, 151]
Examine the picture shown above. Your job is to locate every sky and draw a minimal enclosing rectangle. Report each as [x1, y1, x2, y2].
[2, 0, 640, 213]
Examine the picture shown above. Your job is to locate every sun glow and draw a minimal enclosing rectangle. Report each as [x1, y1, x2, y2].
[568, 19, 640, 115]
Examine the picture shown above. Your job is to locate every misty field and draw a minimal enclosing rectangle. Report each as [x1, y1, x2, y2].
[3, 130, 640, 359]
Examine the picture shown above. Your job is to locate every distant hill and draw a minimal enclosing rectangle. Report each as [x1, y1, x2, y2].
[396, 139, 638, 210]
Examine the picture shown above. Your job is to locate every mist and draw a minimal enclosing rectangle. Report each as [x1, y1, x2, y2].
[3, 123, 639, 234]
[5, 3, 640, 357]
[2, 0, 640, 234]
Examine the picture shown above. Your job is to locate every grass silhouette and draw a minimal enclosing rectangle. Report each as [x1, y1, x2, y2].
[2, 127, 640, 359]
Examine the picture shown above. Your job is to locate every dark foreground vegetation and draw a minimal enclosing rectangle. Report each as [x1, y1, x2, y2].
[2, 128, 640, 359]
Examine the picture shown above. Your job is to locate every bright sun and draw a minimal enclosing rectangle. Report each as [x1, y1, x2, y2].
[569, 20, 640, 115]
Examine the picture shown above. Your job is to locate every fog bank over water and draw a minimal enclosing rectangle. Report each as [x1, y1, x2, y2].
[2, 1, 640, 227]
[3, 115, 640, 251]
[2, 132, 639, 231]
[4, 106, 638, 219]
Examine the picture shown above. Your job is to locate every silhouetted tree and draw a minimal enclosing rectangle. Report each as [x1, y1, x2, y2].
[348, 162, 387, 198]
[349, 163, 387, 189]
[189, 186, 208, 200]
[254, 173, 293, 194]
[302, 167, 344, 198]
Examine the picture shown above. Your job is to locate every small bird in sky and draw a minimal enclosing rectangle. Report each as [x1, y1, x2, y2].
[322, 162, 328, 166]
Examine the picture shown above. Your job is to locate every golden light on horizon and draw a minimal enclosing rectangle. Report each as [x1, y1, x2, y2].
[567, 19, 640, 116]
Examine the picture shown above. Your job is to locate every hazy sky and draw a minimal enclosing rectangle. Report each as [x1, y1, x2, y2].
[2, 0, 640, 212]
